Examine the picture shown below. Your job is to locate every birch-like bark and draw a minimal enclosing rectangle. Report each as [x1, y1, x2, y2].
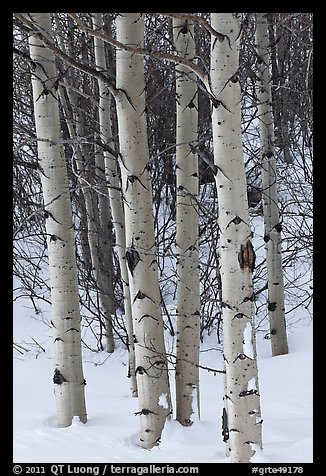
[71, 102, 115, 353]
[91, 143, 116, 353]
[267, 14, 292, 164]
[28, 12, 87, 427]
[173, 18, 200, 426]
[210, 13, 263, 462]
[115, 13, 171, 448]
[92, 12, 137, 393]
[255, 13, 288, 357]
[54, 17, 115, 353]
[92, 129, 116, 352]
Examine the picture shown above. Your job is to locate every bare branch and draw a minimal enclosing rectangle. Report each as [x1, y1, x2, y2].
[68, 13, 207, 81]
[14, 13, 119, 98]
[158, 13, 227, 43]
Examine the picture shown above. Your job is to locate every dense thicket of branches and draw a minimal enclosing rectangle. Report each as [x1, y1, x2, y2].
[13, 13, 313, 350]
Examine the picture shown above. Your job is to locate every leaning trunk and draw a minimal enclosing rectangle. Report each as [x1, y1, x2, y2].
[28, 12, 87, 427]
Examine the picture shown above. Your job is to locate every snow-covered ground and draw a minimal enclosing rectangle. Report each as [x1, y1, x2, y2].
[13, 293, 313, 464]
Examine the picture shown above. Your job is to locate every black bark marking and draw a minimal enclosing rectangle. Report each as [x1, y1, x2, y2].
[226, 215, 246, 229]
[126, 175, 148, 192]
[222, 407, 229, 442]
[138, 314, 158, 323]
[43, 209, 60, 223]
[65, 327, 80, 333]
[183, 418, 193, 426]
[232, 215, 242, 225]
[274, 223, 282, 233]
[179, 20, 189, 35]
[268, 301, 277, 311]
[238, 240, 256, 272]
[53, 368, 67, 385]
[270, 328, 277, 335]
[263, 234, 271, 243]
[230, 72, 239, 83]
[242, 293, 255, 303]
[127, 175, 136, 184]
[54, 337, 64, 343]
[134, 408, 157, 416]
[135, 366, 147, 375]
[125, 248, 141, 276]
[185, 244, 198, 253]
[233, 313, 245, 320]
[153, 360, 165, 367]
[35, 84, 57, 102]
[233, 353, 252, 363]
[211, 98, 232, 113]
[133, 290, 155, 303]
[239, 388, 258, 397]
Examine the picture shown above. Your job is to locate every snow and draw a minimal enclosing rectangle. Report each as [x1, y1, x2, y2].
[249, 444, 270, 463]
[13, 292, 313, 463]
[247, 377, 256, 391]
[243, 321, 254, 359]
[159, 393, 169, 410]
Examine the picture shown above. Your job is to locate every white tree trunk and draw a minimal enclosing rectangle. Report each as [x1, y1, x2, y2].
[210, 13, 263, 462]
[115, 13, 171, 448]
[255, 13, 288, 357]
[54, 17, 115, 353]
[28, 12, 87, 427]
[92, 12, 137, 394]
[173, 18, 200, 426]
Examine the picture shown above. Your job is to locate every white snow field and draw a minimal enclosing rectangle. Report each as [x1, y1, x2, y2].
[13, 292, 312, 464]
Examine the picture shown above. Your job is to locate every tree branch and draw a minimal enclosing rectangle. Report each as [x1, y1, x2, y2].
[157, 12, 227, 43]
[14, 13, 119, 98]
[68, 13, 208, 81]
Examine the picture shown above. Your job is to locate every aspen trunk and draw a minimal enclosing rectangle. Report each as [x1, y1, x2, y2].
[92, 12, 137, 394]
[115, 13, 171, 448]
[267, 14, 292, 164]
[255, 13, 288, 357]
[55, 18, 115, 353]
[28, 12, 87, 427]
[173, 18, 200, 426]
[72, 108, 115, 353]
[210, 13, 263, 462]
[93, 143, 116, 353]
